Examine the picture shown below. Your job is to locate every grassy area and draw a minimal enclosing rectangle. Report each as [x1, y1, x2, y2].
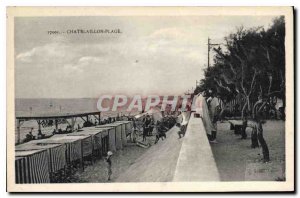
[211, 120, 285, 181]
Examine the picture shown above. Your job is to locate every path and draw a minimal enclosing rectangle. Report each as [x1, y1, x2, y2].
[116, 126, 184, 182]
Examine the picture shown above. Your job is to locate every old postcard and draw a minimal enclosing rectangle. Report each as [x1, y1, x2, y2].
[7, 7, 294, 192]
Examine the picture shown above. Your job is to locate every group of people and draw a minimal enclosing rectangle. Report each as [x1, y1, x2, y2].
[195, 90, 224, 143]
[154, 120, 169, 144]
[22, 114, 135, 144]
[103, 111, 189, 181]
[142, 114, 177, 143]
[24, 128, 35, 142]
[131, 113, 183, 144]
[129, 115, 154, 143]
[24, 128, 47, 143]
[198, 89, 269, 146]
[142, 115, 154, 141]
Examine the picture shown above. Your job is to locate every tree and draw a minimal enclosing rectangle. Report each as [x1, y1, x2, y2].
[195, 18, 284, 160]
[196, 16, 285, 119]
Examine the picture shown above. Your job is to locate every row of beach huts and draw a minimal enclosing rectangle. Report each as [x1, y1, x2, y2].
[15, 121, 133, 183]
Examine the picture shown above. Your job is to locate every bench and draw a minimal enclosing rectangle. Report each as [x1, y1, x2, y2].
[228, 120, 243, 135]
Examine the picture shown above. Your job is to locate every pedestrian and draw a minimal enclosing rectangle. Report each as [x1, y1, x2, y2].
[132, 119, 137, 143]
[176, 123, 185, 139]
[149, 118, 154, 136]
[142, 127, 147, 142]
[207, 92, 223, 143]
[106, 151, 113, 181]
[154, 121, 168, 144]
[142, 115, 151, 141]
[195, 92, 218, 143]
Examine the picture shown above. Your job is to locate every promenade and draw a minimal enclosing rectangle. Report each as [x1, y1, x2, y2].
[117, 113, 220, 182]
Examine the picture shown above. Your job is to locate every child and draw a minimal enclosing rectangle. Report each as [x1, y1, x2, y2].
[106, 151, 113, 181]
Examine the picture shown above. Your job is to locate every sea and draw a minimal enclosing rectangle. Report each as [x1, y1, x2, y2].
[15, 98, 137, 144]
[15, 97, 182, 144]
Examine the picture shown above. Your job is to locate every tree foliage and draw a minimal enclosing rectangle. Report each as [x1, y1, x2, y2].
[195, 16, 285, 118]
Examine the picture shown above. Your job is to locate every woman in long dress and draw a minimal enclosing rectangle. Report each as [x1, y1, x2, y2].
[194, 93, 218, 142]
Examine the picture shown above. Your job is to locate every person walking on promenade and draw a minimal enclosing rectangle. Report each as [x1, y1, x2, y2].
[194, 92, 220, 143]
[106, 151, 113, 181]
[132, 119, 138, 143]
[142, 115, 151, 141]
[207, 93, 223, 143]
[142, 127, 147, 142]
[149, 118, 154, 136]
[154, 121, 168, 144]
[176, 123, 185, 139]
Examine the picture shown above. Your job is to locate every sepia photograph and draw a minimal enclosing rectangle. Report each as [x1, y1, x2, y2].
[6, 6, 294, 192]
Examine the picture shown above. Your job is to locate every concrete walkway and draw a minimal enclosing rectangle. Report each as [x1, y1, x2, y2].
[173, 113, 220, 181]
[116, 112, 219, 182]
[116, 126, 184, 182]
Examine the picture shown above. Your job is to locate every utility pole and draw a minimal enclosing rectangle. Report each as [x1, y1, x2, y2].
[207, 37, 221, 68]
[207, 37, 210, 68]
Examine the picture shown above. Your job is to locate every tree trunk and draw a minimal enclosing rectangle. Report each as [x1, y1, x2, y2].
[241, 100, 247, 118]
[241, 119, 247, 139]
[257, 122, 270, 162]
[246, 95, 251, 113]
[252, 100, 263, 119]
[251, 126, 259, 148]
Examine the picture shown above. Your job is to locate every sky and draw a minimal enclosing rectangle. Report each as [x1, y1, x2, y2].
[15, 16, 277, 98]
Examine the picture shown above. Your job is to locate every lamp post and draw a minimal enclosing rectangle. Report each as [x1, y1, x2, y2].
[207, 37, 221, 68]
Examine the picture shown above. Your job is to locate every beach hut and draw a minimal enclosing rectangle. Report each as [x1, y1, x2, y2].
[100, 128, 109, 155]
[64, 134, 93, 159]
[69, 127, 102, 157]
[103, 127, 116, 152]
[119, 123, 127, 146]
[45, 134, 93, 169]
[15, 149, 50, 183]
[39, 135, 82, 166]
[96, 123, 123, 150]
[116, 121, 133, 142]
[88, 127, 116, 152]
[116, 121, 133, 135]
[15, 141, 66, 181]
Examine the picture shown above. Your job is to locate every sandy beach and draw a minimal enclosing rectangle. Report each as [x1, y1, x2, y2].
[211, 120, 285, 181]
[69, 144, 148, 183]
